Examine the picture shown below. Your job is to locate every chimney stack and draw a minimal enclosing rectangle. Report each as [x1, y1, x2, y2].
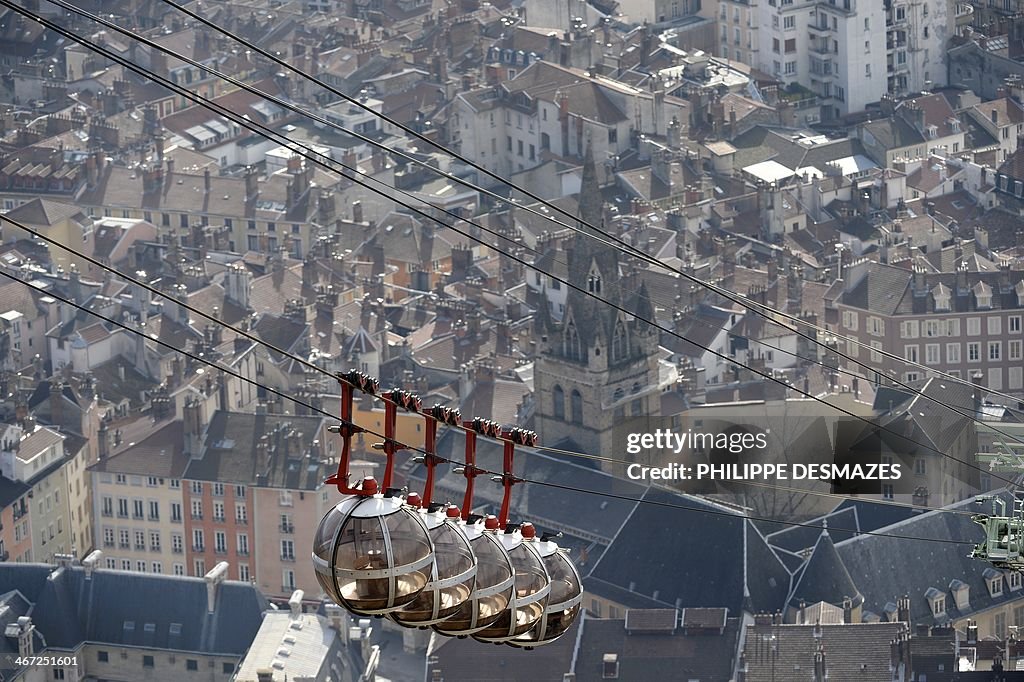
[289, 590, 304, 618]
[204, 561, 229, 613]
[82, 549, 102, 579]
[183, 397, 204, 458]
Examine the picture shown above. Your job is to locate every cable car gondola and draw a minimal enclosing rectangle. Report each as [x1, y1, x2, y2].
[507, 530, 584, 649]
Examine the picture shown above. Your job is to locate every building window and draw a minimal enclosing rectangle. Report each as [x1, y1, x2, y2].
[143, 655, 154, 668]
[553, 385, 565, 420]
[98, 651, 109, 663]
[186, 660, 198, 671]
[571, 390, 583, 425]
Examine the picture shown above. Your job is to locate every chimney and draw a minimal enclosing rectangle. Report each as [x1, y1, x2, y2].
[244, 165, 259, 202]
[353, 200, 364, 224]
[204, 167, 212, 194]
[98, 420, 109, 459]
[183, 397, 204, 458]
[289, 590, 304, 618]
[204, 561, 229, 613]
[14, 617, 34, 657]
[82, 549, 102, 579]
[49, 380, 65, 428]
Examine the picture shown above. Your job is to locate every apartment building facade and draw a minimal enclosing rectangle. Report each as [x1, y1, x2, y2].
[453, 61, 687, 181]
[828, 259, 1024, 392]
[0, 421, 73, 563]
[90, 419, 191, 576]
[181, 405, 336, 599]
[707, 0, 952, 119]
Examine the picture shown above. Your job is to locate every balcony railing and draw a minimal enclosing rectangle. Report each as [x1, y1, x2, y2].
[280, 554, 296, 562]
[280, 523, 294, 534]
[193, 544, 205, 552]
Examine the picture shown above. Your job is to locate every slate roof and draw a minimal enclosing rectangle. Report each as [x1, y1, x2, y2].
[788, 530, 863, 609]
[742, 622, 906, 682]
[587, 488, 790, 614]
[835, 495, 1002, 626]
[0, 561, 266, 654]
[574, 614, 740, 682]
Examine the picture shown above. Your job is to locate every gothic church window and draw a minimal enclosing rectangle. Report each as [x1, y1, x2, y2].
[553, 385, 565, 420]
[612, 320, 628, 361]
[565, 321, 583, 361]
[570, 389, 583, 424]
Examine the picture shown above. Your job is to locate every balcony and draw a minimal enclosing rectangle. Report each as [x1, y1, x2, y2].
[103, 540, 114, 548]
[134, 544, 146, 551]
[215, 547, 228, 555]
[191, 513, 203, 521]
[101, 509, 113, 518]
[213, 515, 226, 524]
[236, 517, 248, 525]
[172, 547, 183, 554]
[193, 545, 205, 553]
[119, 542, 130, 549]
[238, 549, 249, 557]
[280, 554, 296, 562]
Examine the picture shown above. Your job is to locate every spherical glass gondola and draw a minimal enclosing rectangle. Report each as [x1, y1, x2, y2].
[507, 532, 583, 649]
[433, 515, 515, 638]
[313, 483, 434, 616]
[390, 505, 478, 628]
[472, 522, 551, 644]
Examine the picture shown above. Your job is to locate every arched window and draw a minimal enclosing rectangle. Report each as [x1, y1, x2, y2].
[612, 320, 628, 361]
[564, 321, 583, 361]
[613, 387, 625, 418]
[570, 389, 583, 424]
[553, 385, 565, 420]
[587, 266, 602, 294]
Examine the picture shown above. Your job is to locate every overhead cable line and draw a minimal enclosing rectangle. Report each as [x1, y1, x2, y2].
[156, 0, 1024, 409]
[36, 0, 1024, 456]
[7, 1, 1017, 490]
[0, 215, 984, 520]
[0, 266, 978, 546]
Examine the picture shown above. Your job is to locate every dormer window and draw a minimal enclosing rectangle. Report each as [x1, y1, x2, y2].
[985, 568, 1004, 597]
[1015, 280, 1024, 304]
[974, 281, 993, 309]
[932, 284, 951, 312]
[950, 579, 970, 611]
[926, 586, 946, 617]
[927, 124, 938, 139]
[1008, 571, 1022, 591]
